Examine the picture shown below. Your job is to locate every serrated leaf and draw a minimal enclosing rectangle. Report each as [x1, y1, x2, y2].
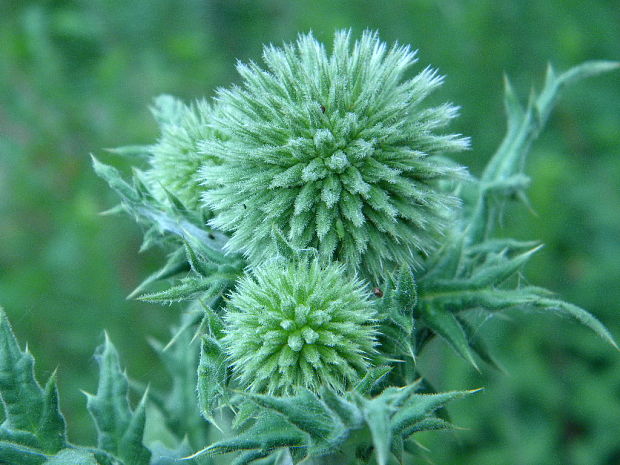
[458, 317, 505, 372]
[91, 156, 139, 202]
[391, 390, 475, 437]
[232, 449, 273, 465]
[197, 336, 227, 425]
[189, 411, 306, 459]
[535, 298, 618, 349]
[86, 334, 150, 465]
[0, 309, 67, 454]
[137, 277, 215, 304]
[469, 245, 542, 287]
[37, 374, 67, 453]
[127, 248, 189, 299]
[360, 396, 392, 465]
[400, 417, 454, 438]
[354, 366, 392, 396]
[182, 239, 216, 277]
[0, 426, 39, 449]
[0, 310, 44, 431]
[105, 145, 152, 158]
[471, 61, 619, 243]
[246, 389, 343, 453]
[420, 305, 479, 370]
[320, 389, 364, 430]
[118, 391, 150, 465]
[0, 441, 48, 465]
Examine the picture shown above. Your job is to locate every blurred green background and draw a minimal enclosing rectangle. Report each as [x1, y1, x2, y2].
[1, 1, 618, 463]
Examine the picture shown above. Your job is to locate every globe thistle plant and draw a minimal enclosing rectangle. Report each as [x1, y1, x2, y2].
[221, 259, 378, 395]
[147, 95, 222, 210]
[201, 30, 469, 279]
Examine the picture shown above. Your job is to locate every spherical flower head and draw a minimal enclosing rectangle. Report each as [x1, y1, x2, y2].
[222, 259, 378, 395]
[201, 30, 469, 279]
[147, 95, 222, 210]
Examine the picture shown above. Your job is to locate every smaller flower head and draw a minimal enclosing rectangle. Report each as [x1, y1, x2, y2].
[147, 95, 222, 210]
[222, 259, 377, 395]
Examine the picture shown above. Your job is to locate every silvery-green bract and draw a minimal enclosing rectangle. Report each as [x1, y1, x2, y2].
[222, 259, 378, 395]
[201, 30, 469, 280]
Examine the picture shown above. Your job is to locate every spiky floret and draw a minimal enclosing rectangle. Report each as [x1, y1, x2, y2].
[201, 30, 469, 279]
[147, 95, 222, 209]
[222, 259, 378, 395]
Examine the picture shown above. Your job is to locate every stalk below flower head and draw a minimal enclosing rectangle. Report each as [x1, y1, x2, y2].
[201, 30, 469, 279]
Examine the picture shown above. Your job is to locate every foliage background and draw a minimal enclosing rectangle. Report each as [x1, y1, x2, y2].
[0, 1, 618, 463]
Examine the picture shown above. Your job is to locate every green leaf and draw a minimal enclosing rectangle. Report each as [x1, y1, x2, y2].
[105, 145, 152, 158]
[0, 309, 67, 453]
[534, 298, 618, 350]
[400, 417, 454, 438]
[320, 389, 364, 430]
[37, 373, 67, 453]
[197, 336, 227, 425]
[0, 310, 44, 432]
[231, 449, 273, 465]
[458, 317, 505, 372]
[43, 449, 98, 465]
[360, 396, 392, 465]
[149, 314, 211, 448]
[183, 239, 213, 277]
[127, 248, 189, 299]
[189, 411, 306, 459]
[390, 390, 475, 438]
[271, 226, 300, 262]
[86, 334, 150, 465]
[419, 305, 479, 370]
[354, 366, 392, 396]
[391, 264, 418, 314]
[470, 61, 619, 242]
[91, 156, 139, 202]
[246, 389, 344, 454]
[0, 442, 48, 465]
[137, 277, 220, 304]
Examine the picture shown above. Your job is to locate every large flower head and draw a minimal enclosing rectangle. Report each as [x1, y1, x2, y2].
[222, 259, 378, 395]
[201, 30, 469, 278]
[147, 95, 222, 210]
